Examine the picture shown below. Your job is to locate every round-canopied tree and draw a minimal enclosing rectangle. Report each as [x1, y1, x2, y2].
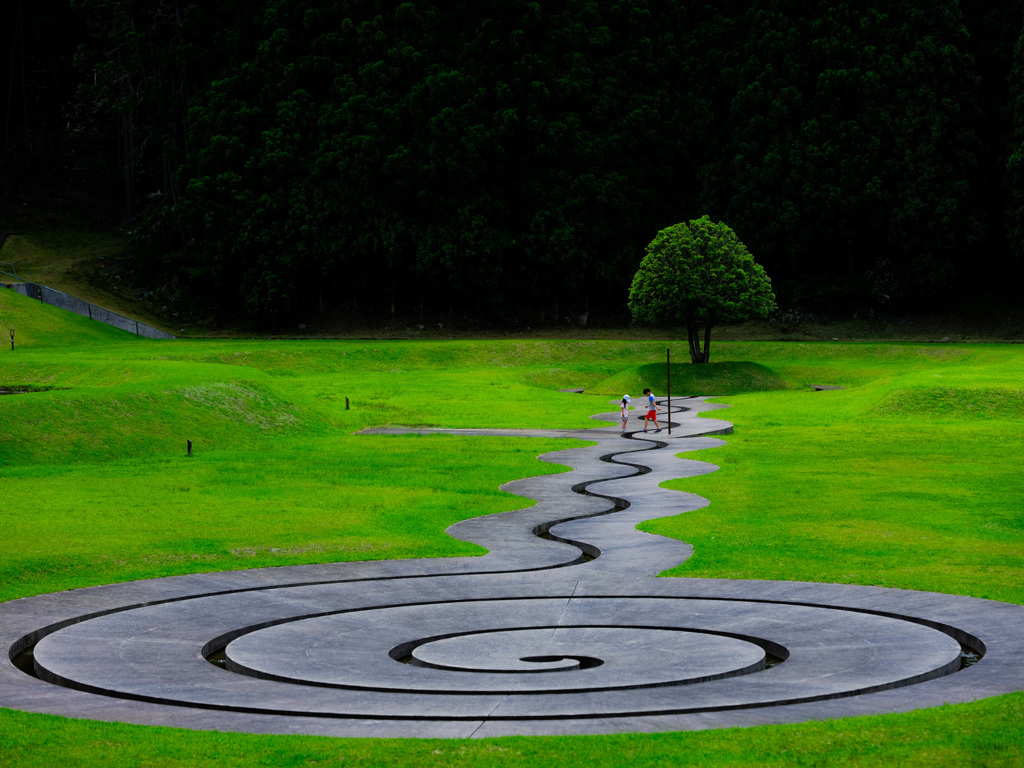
[629, 216, 776, 363]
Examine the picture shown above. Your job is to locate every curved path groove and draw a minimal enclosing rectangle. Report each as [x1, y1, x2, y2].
[2, 397, 1024, 738]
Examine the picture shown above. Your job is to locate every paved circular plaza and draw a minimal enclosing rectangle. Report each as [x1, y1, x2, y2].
[2, 397, 1023, 738]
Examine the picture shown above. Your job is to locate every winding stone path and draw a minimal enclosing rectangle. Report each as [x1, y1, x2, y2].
[2, 397, 1024, 738]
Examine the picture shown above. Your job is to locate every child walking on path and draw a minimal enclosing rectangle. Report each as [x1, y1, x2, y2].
[620, 394, 631, 432]
[642, 388, 661, 432]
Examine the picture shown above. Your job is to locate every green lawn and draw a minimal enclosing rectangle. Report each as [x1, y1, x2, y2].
[2, 286, 1023, 766]
[647, 343, 1024, 605]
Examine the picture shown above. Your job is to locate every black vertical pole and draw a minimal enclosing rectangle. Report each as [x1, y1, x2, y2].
[667, 347, 671, 435]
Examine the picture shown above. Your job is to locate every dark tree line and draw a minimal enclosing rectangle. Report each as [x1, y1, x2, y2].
[1, 0, 118, 218]
[4, 1, 1024, 326]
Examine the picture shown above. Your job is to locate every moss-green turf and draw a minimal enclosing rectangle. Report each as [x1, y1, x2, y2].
[2, 287, 1022, 766]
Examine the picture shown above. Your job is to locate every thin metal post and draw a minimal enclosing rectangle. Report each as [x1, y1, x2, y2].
[667, 347, 671, 435]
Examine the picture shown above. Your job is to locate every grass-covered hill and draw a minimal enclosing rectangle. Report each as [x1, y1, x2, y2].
[2, 290, 1023, 766]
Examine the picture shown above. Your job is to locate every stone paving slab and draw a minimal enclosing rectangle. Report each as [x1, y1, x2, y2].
[2, 396, 1024, 737]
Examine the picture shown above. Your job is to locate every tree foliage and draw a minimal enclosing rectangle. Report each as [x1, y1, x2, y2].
[11, 1, 1024, 325]
[1007, 10, 1024, 263]
[700, 1, 984, 308]
[629, 217, 776, 363]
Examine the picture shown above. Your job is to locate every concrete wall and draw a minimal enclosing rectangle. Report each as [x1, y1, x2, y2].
[1, 282, 175, 340]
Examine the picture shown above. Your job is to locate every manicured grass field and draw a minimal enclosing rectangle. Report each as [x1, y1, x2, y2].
[1, 286, 1023, 766]
[647, 343, 1024, 605]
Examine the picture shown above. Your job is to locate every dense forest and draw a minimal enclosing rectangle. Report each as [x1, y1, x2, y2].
[3, 1, 1024, 327]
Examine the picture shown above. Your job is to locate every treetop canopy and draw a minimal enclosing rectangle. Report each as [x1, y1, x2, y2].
[629, 216, 776, 328]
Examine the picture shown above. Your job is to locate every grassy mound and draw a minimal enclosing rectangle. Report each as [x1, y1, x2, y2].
[593, 360, 795, 396]
[873, 386, 1024, 420]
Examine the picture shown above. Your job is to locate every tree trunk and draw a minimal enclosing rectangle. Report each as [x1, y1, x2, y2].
[687, 322, 712, 363]
[687, 322, 702, 363]
[121, 111, 136, 225]
[4, 3, 20, 153]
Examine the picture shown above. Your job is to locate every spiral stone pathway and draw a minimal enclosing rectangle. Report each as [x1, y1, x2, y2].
[3, 397, 1024, 738]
